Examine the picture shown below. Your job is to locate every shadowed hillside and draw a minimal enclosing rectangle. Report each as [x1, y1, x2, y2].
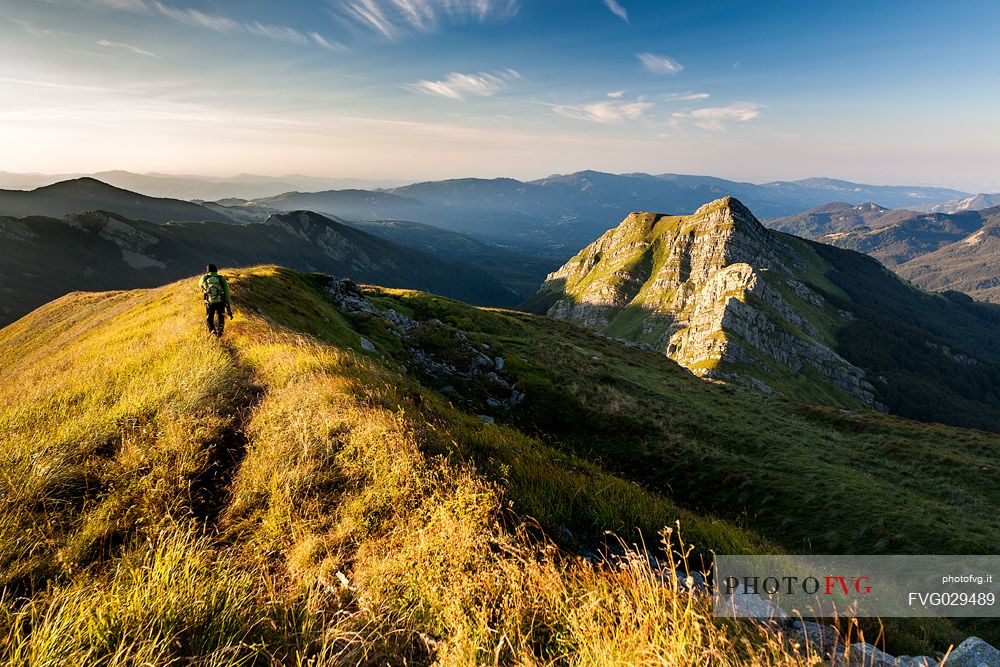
[1, 266, 997, 661]
[0, 209, 516, 325]
[767, 202, 1000, 302]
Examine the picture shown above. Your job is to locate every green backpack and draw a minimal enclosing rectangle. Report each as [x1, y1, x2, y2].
[203, 275, 225, 305]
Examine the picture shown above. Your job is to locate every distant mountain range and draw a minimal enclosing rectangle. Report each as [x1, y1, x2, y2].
[0, 209, 516, 325]
[2, 172, 987, 256]
[0, 171, 405, 201]
[0, 178, 232, 224]
[224, 171, 978, 253]
[2, 175, 996, 308]
[529, 197, 1000, 432]
[911, 192, 1000, 214]
[768, 202, 1000, 302]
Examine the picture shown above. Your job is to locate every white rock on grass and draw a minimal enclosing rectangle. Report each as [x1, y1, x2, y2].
[892, 656, 937, 666]
[847, 642, 895, 666]
[945, 637, 1000, 667]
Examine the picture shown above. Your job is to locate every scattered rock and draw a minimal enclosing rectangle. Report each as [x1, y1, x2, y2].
[786, 620, 842, 659]
[722, 584, 789, 625]
[847, 642, 895, 667]
[476, 415, 495, 424]
[331, 277, 527, 410]
[946, 637, 1000, 667]
[893, 656, 937, 666]
[329, 279, 526, 410]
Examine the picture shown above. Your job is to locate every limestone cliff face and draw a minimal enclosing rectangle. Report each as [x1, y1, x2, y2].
[540, 197, 881, 408]
[64, 212, 167, 270]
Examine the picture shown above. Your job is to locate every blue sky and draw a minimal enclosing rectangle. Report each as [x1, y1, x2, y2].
[2, 0, 999, 190]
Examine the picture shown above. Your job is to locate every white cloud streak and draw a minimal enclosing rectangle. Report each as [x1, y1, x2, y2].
[672, 102, 763, 131]
[602, 0, 628, 22]
[96, 38, 158, 57]
[662, 91, 710, 102]
[89, 0, 150, 10]
[607, 90, 625, 98]
[637, 52, 683, 75]
[406, 69, 520, 100]
[553, 99, 654, 124]
[150, 1, 241, 32]
[82, 0, 344, 50]
[333, 0, 519, 39]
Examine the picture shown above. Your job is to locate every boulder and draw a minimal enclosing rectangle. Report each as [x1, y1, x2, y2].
[721, 585, 789, 624]
[847, 642, 895, 667]
[893, 656, 937, 666]
[359, 336, 376, 352]
[786, 620, 842, 659]
[946, 637, 1000, 667]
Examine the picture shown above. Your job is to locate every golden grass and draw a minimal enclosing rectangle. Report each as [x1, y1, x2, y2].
[0, 268, 816, 665]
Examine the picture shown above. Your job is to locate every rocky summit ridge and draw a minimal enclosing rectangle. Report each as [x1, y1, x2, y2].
[533, 196, 882, 408]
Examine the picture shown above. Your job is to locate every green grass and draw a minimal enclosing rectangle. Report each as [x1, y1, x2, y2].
[0, 266, 818, 666]
[2, 265, 995, 661]
[366, 283, 1000, 653]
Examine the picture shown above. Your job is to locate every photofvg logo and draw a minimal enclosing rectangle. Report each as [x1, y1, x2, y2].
[714, 555, 999, 619]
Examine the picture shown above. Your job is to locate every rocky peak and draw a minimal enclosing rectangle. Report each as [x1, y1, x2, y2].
[536, 197, 882, 409]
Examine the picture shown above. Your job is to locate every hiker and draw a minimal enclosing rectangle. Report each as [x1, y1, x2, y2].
[198, 264, 233, 336]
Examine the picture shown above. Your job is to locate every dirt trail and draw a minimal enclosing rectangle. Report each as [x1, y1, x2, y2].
[190, 337, 264, 531]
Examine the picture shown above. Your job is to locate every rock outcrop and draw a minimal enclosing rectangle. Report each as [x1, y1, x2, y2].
[537, 197, 882, 408]
[328, 278, 525, 412]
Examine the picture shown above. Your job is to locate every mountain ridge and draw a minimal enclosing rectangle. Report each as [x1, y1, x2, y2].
[532, 196, 1000, 431]
[234, 171, 973, 253]
[0, 208, 516, 325]
[768, 202, 1000, 302]
[0, 178, 233, 224]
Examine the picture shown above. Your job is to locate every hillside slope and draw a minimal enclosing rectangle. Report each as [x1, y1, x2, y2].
[532, 197, 1000, 431]
[0, 178, 232, 223]
[767, 202, 1000, 301]
[0, 209, 516, 325]
[0, 266, 795, 666]
[2, 266, 997, 661]
[896, 221, 1000, 303]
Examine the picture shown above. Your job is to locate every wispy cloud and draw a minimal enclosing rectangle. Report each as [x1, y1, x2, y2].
[607, 90, 625, 98]
[553, 98, 653, 124]
[96, 39, 158, 57]
[602, 0, 628, 22]
[637, 52, 683, 75]
[308, 31, 341, 50]
[672, 102, 763, 131]
[80, 0, 344, 49]
[150, 1, 241, 31]
[10, 18, 58, 37]
[406, 69, 520, 100]
[332, 0, 519, 39]
[89, 0, 150, 10]
[661, 91, 710, 102]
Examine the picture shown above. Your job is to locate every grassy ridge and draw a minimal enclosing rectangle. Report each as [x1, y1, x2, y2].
[0, 267, 809, 665]
[361, 286, 1000, 557]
